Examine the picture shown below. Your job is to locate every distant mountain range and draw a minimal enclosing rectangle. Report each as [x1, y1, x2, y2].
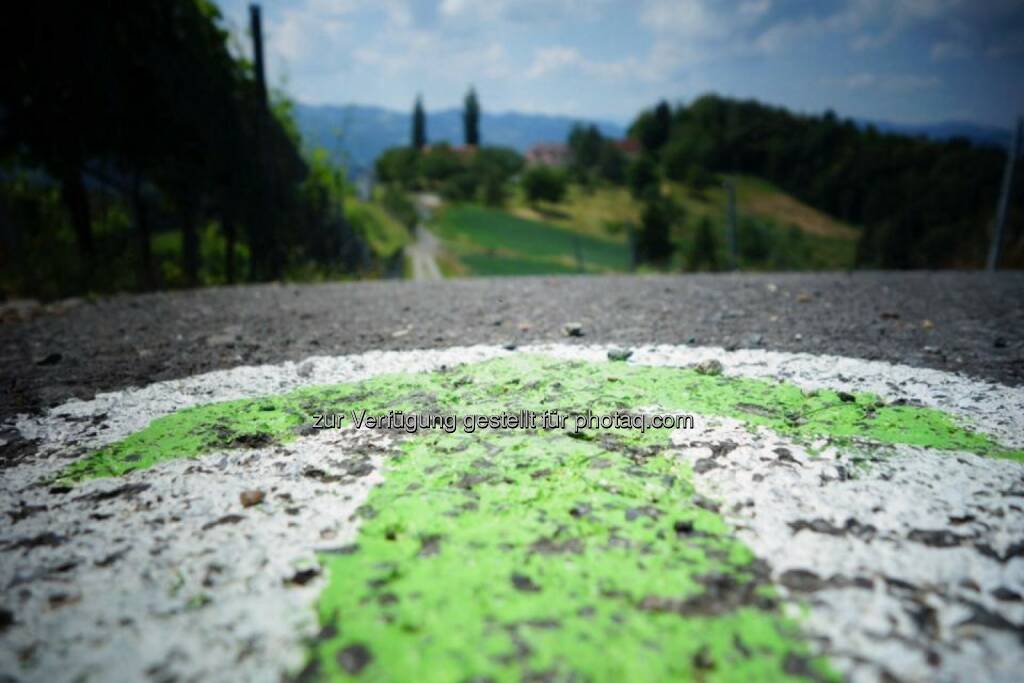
[293, 103, 625, 175]
[293, 102, 1012, 177]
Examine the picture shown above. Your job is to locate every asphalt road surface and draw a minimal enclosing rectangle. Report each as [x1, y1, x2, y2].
[2, 271, 1024, 682]
[2, 271, 1022, 424]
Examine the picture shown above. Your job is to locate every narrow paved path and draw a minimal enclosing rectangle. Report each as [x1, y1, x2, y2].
[404, 192, 444, 281]
[406, 224, 442, 281]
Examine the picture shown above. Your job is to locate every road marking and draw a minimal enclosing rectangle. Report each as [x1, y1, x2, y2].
[4, 345, 1023, 682]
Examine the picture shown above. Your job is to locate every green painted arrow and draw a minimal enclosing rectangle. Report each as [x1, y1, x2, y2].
[58, 355, 1023, 681]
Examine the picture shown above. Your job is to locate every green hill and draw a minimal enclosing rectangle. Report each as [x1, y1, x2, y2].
[431, 177, 858, 277]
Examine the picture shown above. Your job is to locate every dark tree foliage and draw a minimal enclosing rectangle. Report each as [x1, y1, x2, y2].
[481, 172, 507, 207]
[522, 167, 568, 204]
[412, 96, 427, 150]
[598, 143, 627, 184]
[381, 187, 418, 230]
[637, 195, 683, 267]
[568, 124, 604, 171]
[296, 149, 366, 271]
[566, 124, 628, 185]
[688, 217, 719, 271]
[475, 147, 524, 206]
[627, 155, 660, 200]
[738, 217, 771, 264]
[375, 143, 523, 205]
[632, 100, 672, 154]
[475, 147, 525, 180]
[633, 94, 1016, 268]
[376, 147, 422, 188]
[0, 0, 330, 292]
[420, 143, 463, 184]
[463, 88, 480, 146]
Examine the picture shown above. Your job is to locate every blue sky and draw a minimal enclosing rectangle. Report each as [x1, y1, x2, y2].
[212, 0, 1024, 127]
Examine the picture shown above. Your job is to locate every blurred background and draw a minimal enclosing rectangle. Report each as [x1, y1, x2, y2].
[2, 0, 1022, 302]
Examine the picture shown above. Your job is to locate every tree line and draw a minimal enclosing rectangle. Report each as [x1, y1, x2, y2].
[376, 89, 525, 205]
[629, 95, 1022, 268]
[0, 1, 367, 298]
[379, 91, 1020, 272]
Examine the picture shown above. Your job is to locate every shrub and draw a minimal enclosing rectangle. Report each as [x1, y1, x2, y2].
[521, 166, 568, 204]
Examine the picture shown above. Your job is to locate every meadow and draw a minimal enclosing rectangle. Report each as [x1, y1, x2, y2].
[430, 176, 859, 277]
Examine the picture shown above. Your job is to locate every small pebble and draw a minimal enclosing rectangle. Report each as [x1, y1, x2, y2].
[607, 348, 633, 361]
[240, 490, 265, 508]
[695, 359, 723, 376]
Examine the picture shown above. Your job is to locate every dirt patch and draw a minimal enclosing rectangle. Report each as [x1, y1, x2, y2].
[745, 192, 860, 239]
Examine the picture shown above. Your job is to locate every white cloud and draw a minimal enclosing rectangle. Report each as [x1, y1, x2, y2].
[636, 0, 771, 76]
[525, 46, 641, 82]
[440, 0, 610, 24]
[273, 4, 353, 63]
[822, 72, 943, 92]
[739, 0, 772, 20]
[841, 0, 974, 51]
[526, 46, 582, 79]
[640, 0, 726, 39]
[439, 0, 470, 17]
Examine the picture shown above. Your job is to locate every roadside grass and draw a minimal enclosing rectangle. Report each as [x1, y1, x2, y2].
[345, 199, 411, 261]
[459, 252, 580, 275]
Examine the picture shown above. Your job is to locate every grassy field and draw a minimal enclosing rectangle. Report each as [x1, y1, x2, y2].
[509, 185, 638, 243]
[432, 204, 631, 276]
[431, 175, 859, 276]
[665, 176, 859, 271]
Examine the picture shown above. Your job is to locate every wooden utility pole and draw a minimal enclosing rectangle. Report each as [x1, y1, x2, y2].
[572, 234, 584, 272]
[724, 177, 738, 270]
[247, 3, 280, 280]
[986, 116, 1023, 271]
[249, 4, 267, 106]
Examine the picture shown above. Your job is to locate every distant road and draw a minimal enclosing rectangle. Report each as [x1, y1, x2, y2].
[406, 192, 444, 281]
[406, 225, 443, 281]
[2, 271, 1021, 424]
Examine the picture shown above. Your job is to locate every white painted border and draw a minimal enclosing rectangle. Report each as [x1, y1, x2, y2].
[3, 344, 1023, 683]
[12, 343, 1024, 456]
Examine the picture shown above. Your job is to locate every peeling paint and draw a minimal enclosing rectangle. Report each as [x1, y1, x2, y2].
[58, 355, 1022, 484]
[4, 346, 1023, 683]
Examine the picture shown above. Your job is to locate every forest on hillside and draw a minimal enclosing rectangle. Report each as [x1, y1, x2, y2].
[630, 96, 1023, 269]
[0, 2, 376, 300]
[375, 93, 1021, 273]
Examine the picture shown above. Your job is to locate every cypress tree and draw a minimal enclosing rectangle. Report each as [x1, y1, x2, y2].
[463, 87, 480, 146]
[412, 95, 427, 150]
